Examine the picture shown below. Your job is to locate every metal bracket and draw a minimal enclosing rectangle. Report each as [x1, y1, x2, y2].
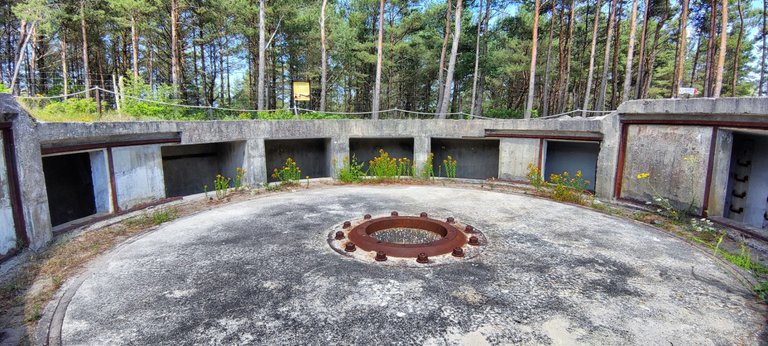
[734, 174, 749, 183]
[732, 190, 747, 199]
[730, 206, 744, 214]
[736, 159, 752, 167]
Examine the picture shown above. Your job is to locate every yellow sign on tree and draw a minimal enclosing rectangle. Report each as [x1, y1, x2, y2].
[292, 81, 311, 102]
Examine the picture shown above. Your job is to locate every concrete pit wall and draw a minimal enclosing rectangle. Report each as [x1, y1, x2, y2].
[498, 138, 540, 181]
[162, 142, 246, 197]
[0, 131, 15, 256]
[431, 138, 500, 179]
[349, 138, 414, 171]
[112, 145, 166, 210]
[265, 138, 331, 182]
[544, 141, 600, 192]
[0, 95, 762, 256]
[619, 125, 712, 213]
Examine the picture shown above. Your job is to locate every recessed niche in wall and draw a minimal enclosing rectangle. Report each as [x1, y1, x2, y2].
[265, 138, 330, 182]
[43, 151, 111, 227]
[431, 138, 500, 179]
[543, 140, 600, 192]
[161, 142, 245, 197]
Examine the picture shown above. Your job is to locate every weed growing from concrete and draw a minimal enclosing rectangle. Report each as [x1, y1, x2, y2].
[548, 170, 591, 204]
[234, 167, 246, 191]
[635, 154, 701, 222]
[214, 174, 231, 199]
[443, 156, 457, 178]
[272, 157, 302, 185]
[416, 153, 434, 180]
[755, 281, 768, 302]
[397, 158, 412, 178]
[526, 163, 544, 191]
[368, 149, 399, 181]
[125, 208, 179, 228]
[337, 156, 365, 183]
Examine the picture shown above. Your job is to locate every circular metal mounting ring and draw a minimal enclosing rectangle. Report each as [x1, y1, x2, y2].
[347, 215, 468, 258]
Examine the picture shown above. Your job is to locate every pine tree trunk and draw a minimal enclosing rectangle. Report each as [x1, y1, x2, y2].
[438, 0, 462, 119]
[731, 0, 743, 97]
[219, 36, 225, 102]
[541, 5, 556, 117]
[713, 0, 728, 97]
[61, 32, 68, 98]
[672, 0, 689, 97]
[147, 34, 154, 90]
[30, 27, 37, 95]
[320, 0, 328, 111]
[200, 30, 208, 106]
[582, 0, 603, 116]
[10, 21, 33, 94]
[171, 0, 179, 97]
[555, 1, 567, 113]
[131, 13, 139, 81]
[470, 0, 484, 117]
[372, 0, 385, 119]
[81, 1, 90, 97]
[473, 0, 491, 117]
[690, 35, 702, 85]
[436, 0, 452, 112]
[597, 0, 619, 111]
[760, 0, 767, 96]
[621, 0, 639, 103]
[704, 0, 717, 96]
[640, 1, 669, 98]
[258, 0, 266, 110]
[557, 0, 575, 113]
[524, 0, 541, 119]
[610, 2, 622, 109]
[634, 0, 650, 98]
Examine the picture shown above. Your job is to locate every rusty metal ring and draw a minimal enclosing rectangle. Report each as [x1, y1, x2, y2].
[347, 215, 467, 258]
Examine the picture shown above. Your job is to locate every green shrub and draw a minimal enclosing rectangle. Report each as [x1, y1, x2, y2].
[121, 77, 185, 119]
[483, 108, 537, 119]
[28, 98, 100, 122]
[258, 110, 295, 120]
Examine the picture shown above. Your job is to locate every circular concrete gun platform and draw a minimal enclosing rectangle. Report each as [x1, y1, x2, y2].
[53, 186, 764, 344]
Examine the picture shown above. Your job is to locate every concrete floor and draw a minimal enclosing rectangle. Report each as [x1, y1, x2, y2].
[54, 186, 764, 345]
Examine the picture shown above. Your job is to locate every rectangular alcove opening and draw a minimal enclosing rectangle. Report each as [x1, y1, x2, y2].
[431, 138, 500, 179]
[724, 132, 768, 231]
[161, 142, 246, 198]
[543, 140, 600, 192]
[43, 151, 111, 227]
[349, 138, 414, 171]
[265, 138, 330, 182]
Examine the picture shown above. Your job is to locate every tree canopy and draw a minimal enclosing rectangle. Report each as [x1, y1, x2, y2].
[0, 0, 764, 119]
